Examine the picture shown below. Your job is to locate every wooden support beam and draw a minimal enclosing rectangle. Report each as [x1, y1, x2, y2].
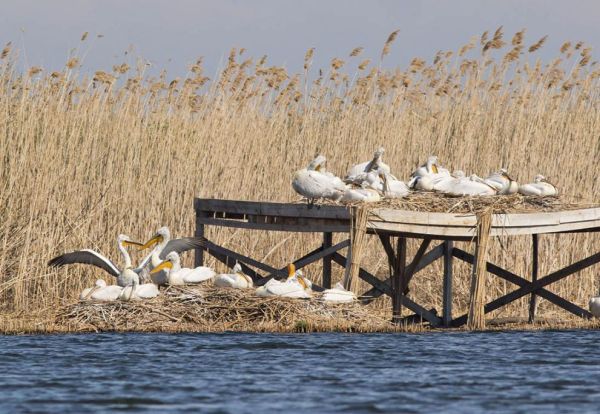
[392, 237, 407, 323]
[442, 240, 453, 327]
[322, 232, 333, 289]
[360, 243, 444, 303]
[199, 238, 284, 278]
[194, 211, 208, 267]
[451, 250, 600, 326]
[331, 252, 441, 327]
[528, 234, 540, 323]
[257, 239, 350, 286]
[403, 238, 432, 294]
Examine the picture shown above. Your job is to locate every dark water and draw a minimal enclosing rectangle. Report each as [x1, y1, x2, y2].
[1, 331, 600, 413]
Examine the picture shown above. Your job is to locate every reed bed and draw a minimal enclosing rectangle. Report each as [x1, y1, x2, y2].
[1, 28, 600, 332]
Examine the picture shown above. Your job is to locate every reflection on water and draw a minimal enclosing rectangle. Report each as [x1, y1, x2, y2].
[1, 330, 600, 413]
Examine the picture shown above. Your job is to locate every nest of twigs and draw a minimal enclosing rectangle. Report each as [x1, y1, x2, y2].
[317, 193, 597, 215]
[56, 286, 400, 333]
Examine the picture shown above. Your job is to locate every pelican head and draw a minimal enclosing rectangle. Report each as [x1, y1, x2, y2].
[232, 263, 242, 273]
[95, 279, 107, 288]
[287, 263, 296, 280]
[534, 174, 546, 183]
[374, 146, 385, 159]
[139, 226, 170, 250]
[296, 269, 309, 289]
[427, 156, 439, 174]
[150, 251, 179, 274]
[308, 155, 327, 172]
[117, 234, 144, 248]
[499, 168, 515, 181]
[452, 170, 465, 179]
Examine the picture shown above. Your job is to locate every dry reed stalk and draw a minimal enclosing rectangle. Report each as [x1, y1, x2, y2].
[343, 206, 369, 293]
[467, 211, 492, 330]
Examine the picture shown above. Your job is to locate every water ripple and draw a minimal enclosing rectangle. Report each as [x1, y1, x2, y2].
[1, 330, 600, 413]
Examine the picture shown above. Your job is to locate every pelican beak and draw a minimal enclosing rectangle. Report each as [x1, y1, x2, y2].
[151, 260, 173, 274]
[287, 263, 296, 279]
[315, 164, 321, 172]
[121, 240, 144, 248]
[432, 164, 439, 174]
[139, 234, 163, 250]
[298, 277, 308, 289]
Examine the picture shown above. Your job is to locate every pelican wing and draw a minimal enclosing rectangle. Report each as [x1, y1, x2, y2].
[48, 249, 120, 277]
[159, 237, 206, 260]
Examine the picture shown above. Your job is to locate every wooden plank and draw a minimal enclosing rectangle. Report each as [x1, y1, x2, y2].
[198, 216, 350, 233]
[528, 234, 540, 323]
[195, 198, 351, 220]
[360, 243, 444, 303]
[322, 232, 333, 289]
[442, 240, 453, 327]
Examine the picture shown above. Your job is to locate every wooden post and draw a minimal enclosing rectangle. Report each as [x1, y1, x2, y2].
[442, 240, 454, 327]
[322, 232, 333, 289]
[468, 212, 492, 330]
[194, 211, 207, 267]
[528, 234, 540, 323]
[392, 237, 407, 324]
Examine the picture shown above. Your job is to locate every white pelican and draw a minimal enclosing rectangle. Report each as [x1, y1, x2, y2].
[411, 155, 449, 178]
[322, 282, 356, 303]
[151, 251, 215, 285]
[138, 227, 207, 285]
[408, 175, 434, 191]
[484, 168, 519, 195]
[340, 188, 381, 203]
[431, 170, 464, 193]
[118, 279, 160, 301]
[519, 175, 558, 196]
[381, 172, 409, 198]
[292, 155, 346, 204]
[214, 263, 253, 289]
[48, 234, 145, 287]
[255, 264, 312, 298]
[589, 295, 600, 317]
[90, 280, 123, 301]
[445, 175, 497, 196]
[345, 147, 392, 185]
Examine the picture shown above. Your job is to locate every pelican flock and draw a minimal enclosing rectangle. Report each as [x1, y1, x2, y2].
[48, 147, 561, 308]
[292, 147, 558, 204]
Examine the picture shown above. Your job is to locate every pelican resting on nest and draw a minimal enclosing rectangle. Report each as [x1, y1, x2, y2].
[138, 226, 208, 285]
[256, 264, 312, 298]
[444, 174, 497, 196]
[340, 188, 381, 203]
[292, 155, 346, 205]
[118, 279, 160, 301]
[151, 251, 215, 285]
[484, 168, 519, 195]
[80, 279, 123, 302]
[214, 263, 253, 289]
[48, 234, 145, 287]
[322, 282, 356, 303]
[518, 175, 558, 196]
[345, 147, 392, 185]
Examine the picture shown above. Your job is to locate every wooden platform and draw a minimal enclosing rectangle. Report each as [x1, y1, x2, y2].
[194, 198, 600, 329]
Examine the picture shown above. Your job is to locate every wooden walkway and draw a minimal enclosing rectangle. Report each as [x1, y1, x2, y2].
[194, 198, 600, 328]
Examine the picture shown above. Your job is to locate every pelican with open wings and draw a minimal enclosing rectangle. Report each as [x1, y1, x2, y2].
[137, 226, 209, 285]
[48, 234, 145, 287]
